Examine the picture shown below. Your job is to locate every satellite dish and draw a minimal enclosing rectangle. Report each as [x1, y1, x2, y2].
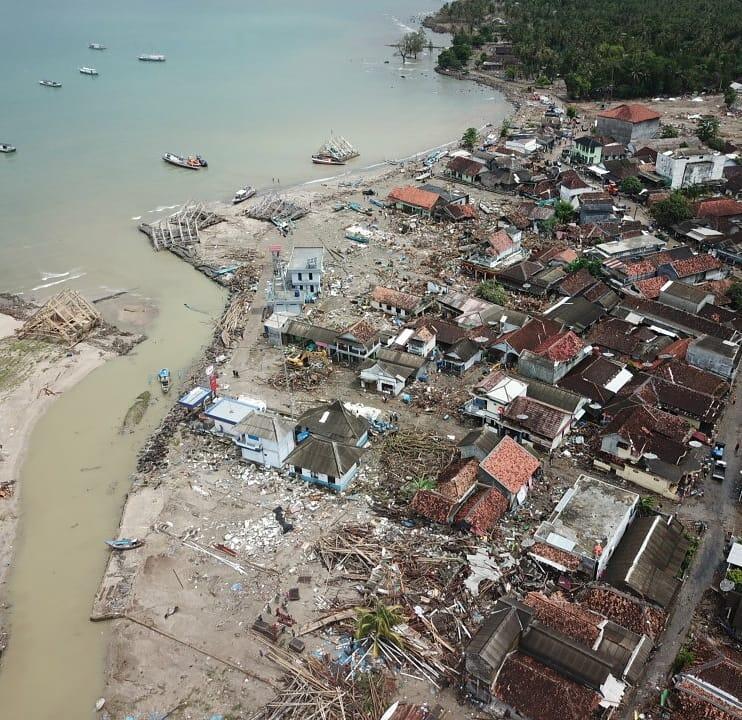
[689, 440, 703, 448]
[720, 579, 735, 593]
[522, 283, 532, 289]
[602, 352, 614, 358]
[643, 452, 658, 460]
[589, 402, 602, 410]
[516, 414, 530, 420]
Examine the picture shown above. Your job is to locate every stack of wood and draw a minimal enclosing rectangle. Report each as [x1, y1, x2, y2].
[19, 289, 100, 346]
[219, 293, 251, 348]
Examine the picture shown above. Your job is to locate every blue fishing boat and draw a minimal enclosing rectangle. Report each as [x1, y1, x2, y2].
[369, 198, 387, 209]
[347, 201, 372, 216]
[158, 368, 171, 393]
[105, 538, 143, 550]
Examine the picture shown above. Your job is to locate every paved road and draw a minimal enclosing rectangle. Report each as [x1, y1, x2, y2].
[624, 381, 742, 716]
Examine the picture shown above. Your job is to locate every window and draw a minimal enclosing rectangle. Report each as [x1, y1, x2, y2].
[308, 273, 313, 280]
[309, 285, 315, 293]
[298, 272, 303, 281]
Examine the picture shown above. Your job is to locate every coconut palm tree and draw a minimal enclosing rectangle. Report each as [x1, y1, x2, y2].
[355, 601, 406, 657]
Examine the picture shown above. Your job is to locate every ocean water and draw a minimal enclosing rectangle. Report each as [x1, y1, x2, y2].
[0, 0, 508, 300]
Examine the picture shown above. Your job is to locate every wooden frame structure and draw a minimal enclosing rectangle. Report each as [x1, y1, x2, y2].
[19, 290, 100, 345]
[138, 202, 223, 251]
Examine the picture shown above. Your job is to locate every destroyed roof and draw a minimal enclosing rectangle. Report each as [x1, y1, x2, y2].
[523, 592, 602, 646]
[480, 436, 540, 494]
[633, 373, 721, 422]
[444, 203, 477, 221]
[413, 316, 468, 347]
[339, 319, 379, 344]
[458, 426, 500, 456]
[653, 359, 728, 397]
[581, 587, 667, 640]
[493, 652, 602, 720]
[285, 436, 365, 477]
[370, 286, 423, 311]
[297, 400, 370, 443]
[493, 317, 562, 353]
[487, 229, 515, 255]
[447, 156, 485, 176]
[559, 170, 590, 190]
[410, 489, 454, 525]
[234, 411, 294, 441]
[605, 515, 689, 608]
[530, 542, 582, 571]
[598, 103, 661, 123]
[559, 268, 598, 297]
[437, 459, 480, 500]
[665, 254, 723, 278]
[696, 198, 742, 218]
[411, 325, 435, 342]
[558, 355, 629, 405]
[534, 245, 579, 265]
[454, 486, 509, 536]
[503, 396, 570, 441]
[603, 404, 691, 464]
[634, 275, 669, 300]
[387, 185, 441, 210]
[283, 320, 339, 346]
[533, 330, 586, 362]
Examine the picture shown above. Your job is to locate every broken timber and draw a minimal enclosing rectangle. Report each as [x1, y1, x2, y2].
[19, 289, 100, 346]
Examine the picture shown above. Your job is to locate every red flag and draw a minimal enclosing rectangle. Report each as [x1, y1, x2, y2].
[209, 374, 218, 394]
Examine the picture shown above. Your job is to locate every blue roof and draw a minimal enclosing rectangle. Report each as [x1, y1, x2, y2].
[178, 386, 212, 409]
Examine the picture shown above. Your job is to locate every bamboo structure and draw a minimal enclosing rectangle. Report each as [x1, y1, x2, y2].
[243, 194, 310, 224]
[138, 202, 223, 250]
[19, 289, 100, 345]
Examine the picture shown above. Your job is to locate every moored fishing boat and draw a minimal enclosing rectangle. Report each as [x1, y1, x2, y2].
[105, 538, 143, 550]
[0, 143, 17, 153]
[162, 152, 206, 169]
[79, 67, 99, 76]
[139, 54, 166, 62]
[39, 80, 63, 88]
[232, 185, 256, 204]
[311, 154, 345, 166]
[158, 368, 171, 393]
[88, 42, 106, 50]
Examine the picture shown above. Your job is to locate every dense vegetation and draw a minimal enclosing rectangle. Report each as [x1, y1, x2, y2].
[432, 0, 742, 100]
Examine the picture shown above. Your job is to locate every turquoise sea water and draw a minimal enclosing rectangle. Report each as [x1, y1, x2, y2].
[0, 0, 507, 300]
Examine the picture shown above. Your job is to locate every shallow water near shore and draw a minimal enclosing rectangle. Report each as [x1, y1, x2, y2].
[0, 1, 508, 717]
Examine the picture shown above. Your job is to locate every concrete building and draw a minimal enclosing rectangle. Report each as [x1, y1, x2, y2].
[687, 335, 740, 380]
[286, 246, 324, 297]
[532, 475, 639, 578]
[655, 147, 726, 189]
[658, 281, 714, 314]
[233, 411, 296, 468]
[596, 104, 660, 145]
[589, 234, 666, 261]
[369, 286, 427, 318]
[203, 396, 264, 437]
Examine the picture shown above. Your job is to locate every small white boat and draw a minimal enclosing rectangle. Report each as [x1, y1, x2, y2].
[89, 43, 106, 50]
[415, 170, 432, 181]
[312, 154, 345, 166]
[39, 80, 62, 88]
[139, 54, 166, 62]
[232, 186, 256, 204]
[79, 67, 99, 76]
[0, 143, 17, 153]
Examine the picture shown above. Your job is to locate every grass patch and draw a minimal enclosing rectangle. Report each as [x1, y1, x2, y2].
[0, 338, 59, 393]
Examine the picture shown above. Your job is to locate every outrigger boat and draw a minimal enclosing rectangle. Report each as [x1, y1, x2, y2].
[89, 43, 106, 50]
[158, 368, 171, 393]
[139, 54, 166, 62]
[79, 67, 99, 76]
[0, 143, 17, 153]
[39, 80, 62, 88]
[311, 133, 359, 165]
[162, 152, 207, 169]
[232, 185, 256, 204]
[105, 538, 143, 550]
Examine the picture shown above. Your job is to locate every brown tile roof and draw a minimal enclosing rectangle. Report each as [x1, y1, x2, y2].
[598, 103, 661, 123]
[503, 396, 570, 441]
[495, 317, 562, 353]
[523, 592, 602, 646]
[412, 325, 435, 343]
[653, 359, 729, 397]
[480, 436, 540, 494]
[635, 275, 669, 299]
[413, 316, 468, 347]
[686, 654, 742, 702]
[410, 490, 452, 524]
[487, 229, 515, 256]
[559, 268, 597, 297]
[560, 171, 590, 190]
[533, 330, 586, 362]
[696, 198, 742, 218]
[530, 542, 581, 571]
[446, 203, 477, 220]
[454, 486, 509, 537]
[698, 279, 734, 305]
[674, 679, 739, 720]
[388, 186, 440, 211]
[447, 156, 484, 177]
[437, 459, 480, 500]
[343, 319, 379, 343]
[659, 337, 691, 360]
[633, 374, 720, 422]
[580, 587, 666, 640]
[668, 255, 723, 278]
[371, 286, 422, 312]
[494, 652, 602, 720]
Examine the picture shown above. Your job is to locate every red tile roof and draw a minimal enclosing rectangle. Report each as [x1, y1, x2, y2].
[559, 267, 597, 296]
[533, 330, 586, 362]
[454, 486, 509, 537]
[343, 319, 379, 343]
[504, 396, 570, 441]
[653, 359, 729, 397]
[669, 255, 723, 278]
[447, 156, 484, 177]
[446, 203, 478, 220]
[487, 229, 515, 256]
[523, 592, 602, 645]
[480, 436, 541, 494]
[370, 286, 422, 311]
[388, 186, 441, 211]
[495, 318, 563, 353]
[598, 103, 661, 123]
[635, 275, 669, 299]
[437, 459, 480, 500]
[530, 542, 581, 571]
[696, 198, 742, 218]
[410, 490, 452, 524]
[494, 652, 602, 720]
[580, 587, 666, 639]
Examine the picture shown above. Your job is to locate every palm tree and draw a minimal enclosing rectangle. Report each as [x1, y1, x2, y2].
[355, 602, 406, 657]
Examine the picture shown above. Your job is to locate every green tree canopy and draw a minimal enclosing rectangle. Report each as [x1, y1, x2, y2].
[554, 200, 577, 224]
[660, 124, 679, 138]
[461, 127, 478, 149]
[475, 279, 508, 304]
[650, 192, 693, 228]
[620, 176, 643, 195]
